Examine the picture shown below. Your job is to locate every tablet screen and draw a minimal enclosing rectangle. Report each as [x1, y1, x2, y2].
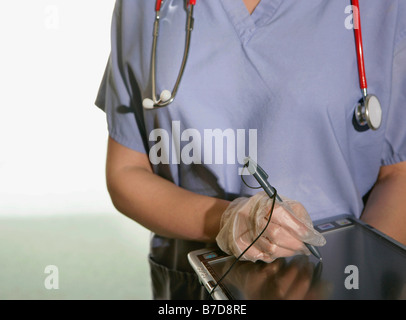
[203, 217, 406, 300]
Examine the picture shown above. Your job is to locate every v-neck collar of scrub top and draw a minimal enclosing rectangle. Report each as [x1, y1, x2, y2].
[220, 0, 283, 44]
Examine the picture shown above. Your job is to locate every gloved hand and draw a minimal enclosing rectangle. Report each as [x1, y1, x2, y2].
[216, 191, 326, 263]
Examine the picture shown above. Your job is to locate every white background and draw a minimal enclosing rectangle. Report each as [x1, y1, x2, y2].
[0, 0, 116, 216]
[0, 1, 152, 300]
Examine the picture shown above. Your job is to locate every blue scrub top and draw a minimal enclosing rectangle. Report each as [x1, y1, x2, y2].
[95, 0, 406, 285]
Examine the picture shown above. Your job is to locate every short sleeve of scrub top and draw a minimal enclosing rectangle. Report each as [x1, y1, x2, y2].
[95, 1, 148, 154]
[382, 2, 406, 166]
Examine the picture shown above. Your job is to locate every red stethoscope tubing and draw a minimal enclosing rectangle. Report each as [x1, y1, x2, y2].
[156, 0, 196, 11]
[155, 0, 162, 11]
[155, 0, 367, 92]
[352, 0, 367, 92]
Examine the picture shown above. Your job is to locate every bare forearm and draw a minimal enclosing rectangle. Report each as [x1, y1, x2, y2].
[361, 162, 406, 245]
[106, 138, 229, 242]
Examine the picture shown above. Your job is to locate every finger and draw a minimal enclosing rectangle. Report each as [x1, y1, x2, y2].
[269, 205, 326, 246]
[253, 235, 309, 261]
[260, 220, 310, 253]
[280, 199, 313, 228]
[242, 245, 272, 262]
[236, 218, 298, 262]
[234, 232, 272, 262]
[270, 205, 311, 238]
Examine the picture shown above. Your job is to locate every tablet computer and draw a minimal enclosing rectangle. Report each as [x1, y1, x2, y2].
[188, 215, 406, 300]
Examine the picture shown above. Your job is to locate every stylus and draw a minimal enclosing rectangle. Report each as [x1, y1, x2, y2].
[304, 243, 322, 261]
[244, 157, 323, 261]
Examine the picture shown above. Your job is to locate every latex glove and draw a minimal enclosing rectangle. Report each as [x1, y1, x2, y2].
[216, 191, 326, 263]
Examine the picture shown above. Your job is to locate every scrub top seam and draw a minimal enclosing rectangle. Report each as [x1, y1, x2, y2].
[381, 152, 406, 166]
[219, 0, 283, 45]
[219, 0, 256, 45]
[251, 0, 283, 28]
[394, 29, 406, 54]
[108, 127, 147, 155]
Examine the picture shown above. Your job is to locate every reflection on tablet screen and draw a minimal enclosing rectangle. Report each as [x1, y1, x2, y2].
[206, 218, 406, 300]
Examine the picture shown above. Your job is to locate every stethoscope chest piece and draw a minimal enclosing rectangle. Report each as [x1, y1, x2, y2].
[354, 94, 382, 131]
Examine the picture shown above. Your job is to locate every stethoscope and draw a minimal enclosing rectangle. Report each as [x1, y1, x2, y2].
[351, 0, 382, 131]
[142, 0, 382, 132]
[142, 0, 196, 110]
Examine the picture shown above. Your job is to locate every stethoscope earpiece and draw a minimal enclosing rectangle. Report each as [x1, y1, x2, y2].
[142, 98, 155, 109]
[142, 90, 173, 109]
[160, 90, 172, 103]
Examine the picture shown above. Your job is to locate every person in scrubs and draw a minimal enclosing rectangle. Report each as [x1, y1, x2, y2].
[95, 0, 406, 299]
